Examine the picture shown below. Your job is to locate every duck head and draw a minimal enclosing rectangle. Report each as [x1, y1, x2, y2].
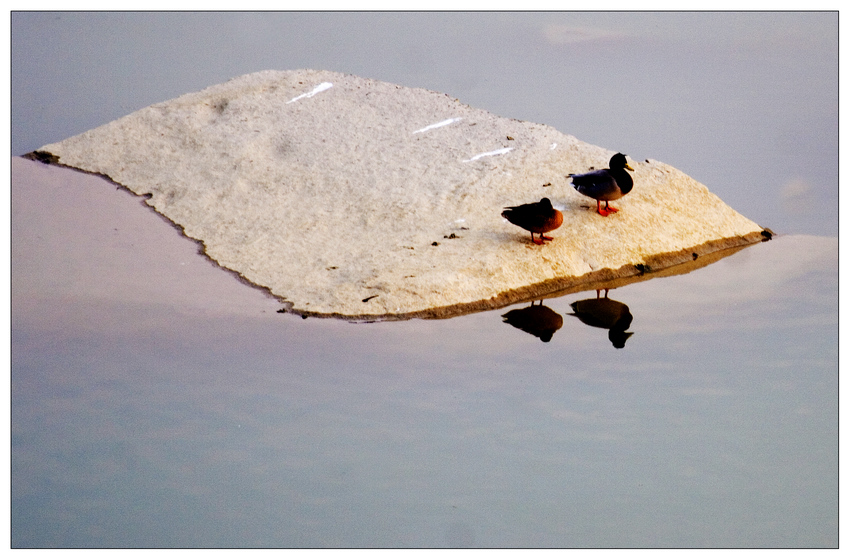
[610, 152, 634, 172]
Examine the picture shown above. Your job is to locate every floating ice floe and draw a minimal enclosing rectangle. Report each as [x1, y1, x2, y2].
[32, 69, 768, 320]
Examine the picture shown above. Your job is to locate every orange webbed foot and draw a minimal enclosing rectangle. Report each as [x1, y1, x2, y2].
[597, 201, 618, 216]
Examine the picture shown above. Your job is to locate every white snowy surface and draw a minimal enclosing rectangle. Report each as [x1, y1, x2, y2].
[37, 69, 765, 319]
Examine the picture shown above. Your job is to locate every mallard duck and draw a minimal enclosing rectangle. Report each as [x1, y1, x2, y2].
[501, 197, 564, 245]
[502, 301, 564, 343]
[568, 289, 634, 348]
[569, 153, 634, 216]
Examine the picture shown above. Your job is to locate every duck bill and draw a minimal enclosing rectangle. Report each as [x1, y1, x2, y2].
[625, 163, 634, 171]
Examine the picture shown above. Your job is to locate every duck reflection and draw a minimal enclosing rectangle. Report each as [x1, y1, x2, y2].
[568, 289, 634, 348]
[501, 301, 564, 342]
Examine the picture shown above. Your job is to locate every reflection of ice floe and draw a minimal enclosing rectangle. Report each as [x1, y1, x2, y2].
[663, 234, 836, 305]
[622, 235, 836, 336]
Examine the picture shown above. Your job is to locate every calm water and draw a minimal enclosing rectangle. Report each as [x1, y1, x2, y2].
[9, 12, 838, 548]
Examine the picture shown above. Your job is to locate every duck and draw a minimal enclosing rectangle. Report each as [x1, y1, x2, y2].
[568, 289, 634, 348]
[501, 301, 564, 343]
[501, 197, 564, 245]
[568, 152, 634, 216]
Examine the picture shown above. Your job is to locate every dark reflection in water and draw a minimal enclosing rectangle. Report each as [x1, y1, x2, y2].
[501, 290, 634, 347]
[568, 289, 634, 349]
[501, 301, 564, 342]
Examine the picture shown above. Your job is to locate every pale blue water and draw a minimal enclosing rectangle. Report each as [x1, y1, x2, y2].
[10, 12, 838, 548]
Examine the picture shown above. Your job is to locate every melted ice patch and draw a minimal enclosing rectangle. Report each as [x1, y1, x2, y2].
[412, 117, 463, 134]
[463, 147, 513, 162]
[286, 82, 333, 104]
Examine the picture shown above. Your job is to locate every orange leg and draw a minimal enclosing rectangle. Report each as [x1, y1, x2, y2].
[597, 200, 619, 216]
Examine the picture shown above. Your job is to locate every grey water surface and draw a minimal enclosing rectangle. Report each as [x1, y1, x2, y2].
[10, 12, 837, 548]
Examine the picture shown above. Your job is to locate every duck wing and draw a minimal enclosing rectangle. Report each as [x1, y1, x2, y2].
[502, 201, 549, 225]
[569, 169, 619, 200]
